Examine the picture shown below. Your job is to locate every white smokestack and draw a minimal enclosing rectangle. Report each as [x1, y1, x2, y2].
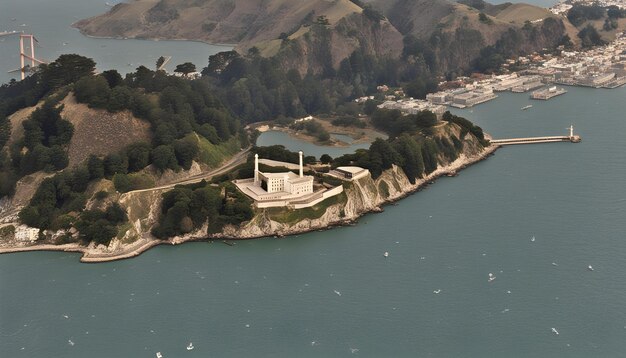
[299, 151, 303, 178]
[254, 154, 259, 184]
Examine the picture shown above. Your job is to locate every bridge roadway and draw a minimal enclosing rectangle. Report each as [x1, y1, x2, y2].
[491, 136, 581, 146]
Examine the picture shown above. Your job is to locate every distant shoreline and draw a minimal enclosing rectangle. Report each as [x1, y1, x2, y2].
[71, 25, 237, 48]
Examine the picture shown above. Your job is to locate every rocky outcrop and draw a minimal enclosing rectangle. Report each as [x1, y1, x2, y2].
[218, 143, 497, 240]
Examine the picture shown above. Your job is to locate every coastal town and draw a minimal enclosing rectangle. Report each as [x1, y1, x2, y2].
[374, 31, 626, 115]
[551, 0, 626, 15]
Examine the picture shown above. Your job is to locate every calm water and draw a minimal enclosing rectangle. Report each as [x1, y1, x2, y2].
[256, 131, 373, 159]
[2, 85, 626, 357]
[0, 0, 230, 85]
[2, 0, 626, 356]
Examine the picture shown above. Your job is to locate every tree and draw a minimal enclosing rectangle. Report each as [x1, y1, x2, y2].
[156, 56, 166, 71]
[87, 155, 105, 179]
[173, 139, 199, 170]
[578, 24, 605, 48]
[104, 153, 128, 177]
[41, 54, 96, 90]
[202, 51, 239, 77]
[478, 13, 493, 25]
[151, 145, 179, 171]
[126, 142, 151, 172]
[174, 62, 197, 77]
[74, 75, 111, 108]
[101, 70, 123, 88]
[320, 154, 333, 164]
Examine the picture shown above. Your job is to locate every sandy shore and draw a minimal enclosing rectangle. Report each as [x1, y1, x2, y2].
[0, 145, 499, 263]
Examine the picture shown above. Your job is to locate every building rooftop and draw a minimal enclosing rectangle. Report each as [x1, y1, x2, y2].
[260, 171, 299, 179]
[336, 166, 366, 174]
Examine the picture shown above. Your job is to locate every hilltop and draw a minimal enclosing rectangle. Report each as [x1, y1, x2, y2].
[75, 0, 580, 75]
[365, 0, 572, 72]
[75, 0, 403, 74]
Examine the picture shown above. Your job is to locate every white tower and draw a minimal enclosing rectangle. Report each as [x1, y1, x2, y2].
[254, 154, 259, 184]
[299, 151, 304, 178]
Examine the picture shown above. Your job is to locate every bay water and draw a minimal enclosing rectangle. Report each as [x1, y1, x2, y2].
[2, 0, 626, 356]
[0, 0, 230, 84]
[1, 86, 626, 357]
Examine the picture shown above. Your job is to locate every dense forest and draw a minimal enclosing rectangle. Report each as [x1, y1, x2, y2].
[1, 54, 248, 244]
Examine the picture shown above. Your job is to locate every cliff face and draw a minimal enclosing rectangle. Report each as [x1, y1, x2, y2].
[217, 127, 493, 239]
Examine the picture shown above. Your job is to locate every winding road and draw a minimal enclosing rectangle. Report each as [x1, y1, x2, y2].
[123, 147, 251, 195]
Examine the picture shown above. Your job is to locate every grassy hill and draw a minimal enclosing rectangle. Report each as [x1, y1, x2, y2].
[75, 0, 403, 75]
[77, 0, 366, 50]
[60, 93, 152, 167]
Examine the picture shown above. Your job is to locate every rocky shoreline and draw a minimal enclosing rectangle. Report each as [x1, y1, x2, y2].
[0, 144, 498, 263]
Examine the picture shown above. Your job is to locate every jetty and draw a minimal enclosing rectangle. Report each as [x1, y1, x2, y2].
[531, 86, 567, 100]
[491, 126, 581, 146]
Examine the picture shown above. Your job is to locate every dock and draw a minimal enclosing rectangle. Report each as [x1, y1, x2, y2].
[490, 126, 581, 146]
[531, 86, 567, 100]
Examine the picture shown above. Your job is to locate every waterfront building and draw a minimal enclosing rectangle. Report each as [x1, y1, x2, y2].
[531, 86, 567, 100]
[451, 88, 497, 108]
[329, 166, 370, 181]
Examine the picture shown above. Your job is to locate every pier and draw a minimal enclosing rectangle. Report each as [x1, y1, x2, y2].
[491, 126, 581, 146]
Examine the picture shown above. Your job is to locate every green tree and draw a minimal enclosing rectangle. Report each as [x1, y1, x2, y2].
[41, 54, 96, 90]
[104, 153, 128, 177]
[156, 56, 166, 71]
[151, 145, 179, 171]
[173, 139, 199, 170]
[126, 142, 151, 172]
[174, 62, 197, 77]
[87, 155, 105, 179]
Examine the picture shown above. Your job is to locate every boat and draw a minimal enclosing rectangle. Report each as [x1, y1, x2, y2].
[383, 252, 389, 258]
[187, 342, 194, 351]
[521, 105, 533, 110]
[488, 273, 496, 282]
[551, 327, 559, 335]
[433, 289, 441, 294]
[588, 265, 594, 271]
[531, 236, 535, 242]
[156, 352, 163, 358]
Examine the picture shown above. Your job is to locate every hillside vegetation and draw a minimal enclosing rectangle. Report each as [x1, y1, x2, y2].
[75, 0, 600, 76]
[75, 0, 403, 75]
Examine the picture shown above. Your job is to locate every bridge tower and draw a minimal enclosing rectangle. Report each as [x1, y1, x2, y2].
[11, 34, 46, 80]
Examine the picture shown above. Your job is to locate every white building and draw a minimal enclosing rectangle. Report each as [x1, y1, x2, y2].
[329, 166, 370, 181]
[254, 152, 313, 195]
[14, 226, 39, 242]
